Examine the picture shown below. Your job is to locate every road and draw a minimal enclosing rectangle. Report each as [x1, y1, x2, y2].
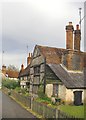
[0, 91, 2, 119]
[2, 91, 38, 119]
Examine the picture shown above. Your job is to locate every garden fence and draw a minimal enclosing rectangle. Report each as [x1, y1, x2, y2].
[2, 87, 82, 119]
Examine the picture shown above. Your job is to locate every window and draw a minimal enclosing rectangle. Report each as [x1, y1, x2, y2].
[34, 66, 40, 75]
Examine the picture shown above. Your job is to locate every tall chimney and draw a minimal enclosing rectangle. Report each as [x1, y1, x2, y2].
[27, 53, 32, 65]
[21, 64, 24, 71]
[2, 65, 6, 75]
[74, 24, 81, 51]
[66, 22, 74, 49]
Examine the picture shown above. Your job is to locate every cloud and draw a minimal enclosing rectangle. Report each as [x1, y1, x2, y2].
[0, 51, 27, 69]
[1, 1, 85, 69]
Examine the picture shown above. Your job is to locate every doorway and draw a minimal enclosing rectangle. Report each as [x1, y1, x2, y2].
[74, 91, 82, 105]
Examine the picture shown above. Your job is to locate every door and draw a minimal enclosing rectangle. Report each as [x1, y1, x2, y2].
[74, 91, 82, 105]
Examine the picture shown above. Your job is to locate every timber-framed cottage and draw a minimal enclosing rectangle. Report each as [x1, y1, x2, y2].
[29, 22, 86, 105]
[18, 53, 32, 89]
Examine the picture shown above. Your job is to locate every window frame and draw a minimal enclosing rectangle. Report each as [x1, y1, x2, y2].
[34, 65, 40, 76]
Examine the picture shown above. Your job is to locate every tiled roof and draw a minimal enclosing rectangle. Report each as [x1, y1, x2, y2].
[48, 64, 85, 89]
[37, 45, 68, 64]
[18, 65, 30, 77]
[6, 70, 19, 78]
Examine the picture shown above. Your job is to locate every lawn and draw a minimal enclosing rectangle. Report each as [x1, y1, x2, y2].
[36, 96, 86, 118]
[59, 105, 85, 118]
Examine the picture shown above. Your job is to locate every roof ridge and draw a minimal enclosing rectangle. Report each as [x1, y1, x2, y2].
[37, 44, 66, 50]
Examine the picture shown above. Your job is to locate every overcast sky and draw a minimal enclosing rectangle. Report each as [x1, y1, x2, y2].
[0, 0, 85, 70]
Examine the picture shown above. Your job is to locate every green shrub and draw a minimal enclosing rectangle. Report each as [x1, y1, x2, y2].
[15, 87, 21, 93]
[37, 84, 45, 98]
[2, 79, 20, 89]
[25, 92, 29, 97]
[37, 84, 51, 104]
[13, 86, 29, 96]
[20, 88, 27, 94]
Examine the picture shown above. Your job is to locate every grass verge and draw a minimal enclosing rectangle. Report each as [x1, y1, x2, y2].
[59, 105, 84, 118]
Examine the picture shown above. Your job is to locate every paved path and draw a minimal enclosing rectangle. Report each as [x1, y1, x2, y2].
[2, 92, 38, 119]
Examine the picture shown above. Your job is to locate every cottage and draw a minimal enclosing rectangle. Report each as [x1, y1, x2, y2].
[18, 53, 32, 89]
[29, 22, 86, 105]
[2, 65, 19, 80]
[18, 64, 30, 89]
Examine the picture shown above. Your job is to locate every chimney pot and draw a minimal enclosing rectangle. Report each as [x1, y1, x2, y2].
[66, 22, 74, 49]
[2, 65, 6, 75]
[69, 22, 72, 25]
[21, 64, 24, 70]
[31, 53, 32, 57]
[76, 24, 79, 30]
[29, 53, 30, 57]
[27, 53, 32, 65]
[74, 24, 81, 51]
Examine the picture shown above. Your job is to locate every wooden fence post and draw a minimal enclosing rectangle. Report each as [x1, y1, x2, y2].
[31, 96, 33, 110]
[56, 109, 58, 118]
[43, 105, 45, 118]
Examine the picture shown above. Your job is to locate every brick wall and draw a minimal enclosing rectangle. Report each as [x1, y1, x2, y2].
[62, 50, 84, 71]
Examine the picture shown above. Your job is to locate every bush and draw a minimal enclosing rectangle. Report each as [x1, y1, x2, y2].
[37, 84, 45, 98]
[2, 79, 20, 89]
[15, 87, 21, 93]
[20, 88, 27, 94]
[37, 84, 51, 104]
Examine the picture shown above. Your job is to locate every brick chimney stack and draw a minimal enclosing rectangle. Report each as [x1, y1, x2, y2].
[27, 53, 32, 65]
[74, 24, 81, 51]
[2, 65, 6, 75]
[21, 64, 24, 71]
[66, 22, 74, 49]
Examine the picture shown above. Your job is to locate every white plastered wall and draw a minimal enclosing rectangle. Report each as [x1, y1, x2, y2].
[58, 84, 86, 104]
[46, 84, 53, 98]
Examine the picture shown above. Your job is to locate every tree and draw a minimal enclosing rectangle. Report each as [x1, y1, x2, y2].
[7, 65, 19, 72]
[2, 79, 20, 89]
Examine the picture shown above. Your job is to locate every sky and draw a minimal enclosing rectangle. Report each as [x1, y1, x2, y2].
[0, 0, 85, 70]
[84, 1, 86, 51]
